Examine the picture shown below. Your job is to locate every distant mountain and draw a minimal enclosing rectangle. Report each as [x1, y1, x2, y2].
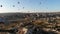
[0, 12, 60, 17]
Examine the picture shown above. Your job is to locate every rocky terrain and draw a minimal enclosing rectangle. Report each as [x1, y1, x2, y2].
[0, 13, 60, 34]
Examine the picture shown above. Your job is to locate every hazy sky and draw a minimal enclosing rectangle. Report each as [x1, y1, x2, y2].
[0, 0, 60, 13]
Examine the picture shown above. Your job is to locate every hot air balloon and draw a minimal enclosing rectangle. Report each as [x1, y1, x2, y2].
[23, 7, 24, 9]
[0, 5, 2, 7]
[17, 1, 20, 10]
[18, 2, 20, 4]
[13, 5, 15, 7]
[40, 2, 42, 5]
